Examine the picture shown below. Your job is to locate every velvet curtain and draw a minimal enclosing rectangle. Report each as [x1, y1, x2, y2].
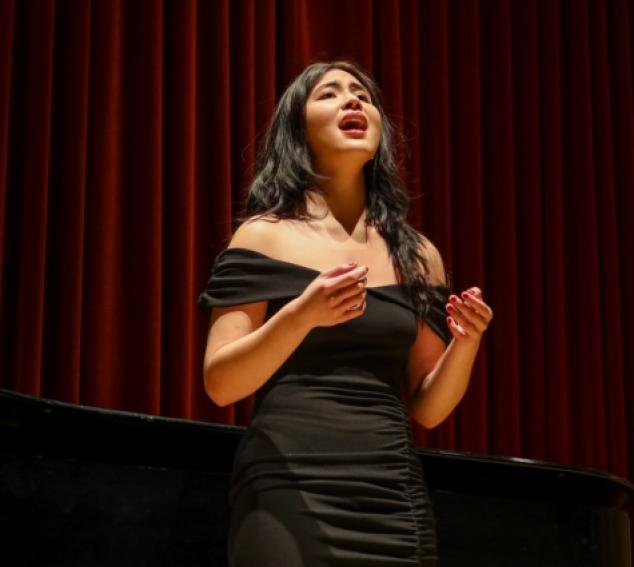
[1, 0, 632, 492]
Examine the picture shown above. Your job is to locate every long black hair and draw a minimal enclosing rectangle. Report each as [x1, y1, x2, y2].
[240, 60, 444, 321]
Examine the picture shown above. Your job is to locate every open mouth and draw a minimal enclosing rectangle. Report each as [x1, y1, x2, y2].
[338, 112, 368, 131]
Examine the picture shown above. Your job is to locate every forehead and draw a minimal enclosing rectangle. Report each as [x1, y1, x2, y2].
[310, 69, 368, 92]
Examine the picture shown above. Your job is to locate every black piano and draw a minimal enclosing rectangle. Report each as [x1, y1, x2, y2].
[1, 387, 632, 566]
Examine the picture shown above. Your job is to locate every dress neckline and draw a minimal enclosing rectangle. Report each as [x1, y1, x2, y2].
[217, 247, 448, 292]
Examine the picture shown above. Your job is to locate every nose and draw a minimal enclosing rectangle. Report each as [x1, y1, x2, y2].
[341, 92, 363, 110]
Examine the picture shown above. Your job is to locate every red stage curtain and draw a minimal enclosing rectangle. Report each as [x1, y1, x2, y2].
[1, 0, 632, 489]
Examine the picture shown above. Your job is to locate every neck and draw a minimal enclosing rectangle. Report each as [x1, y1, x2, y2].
[309, 162, 367, 235]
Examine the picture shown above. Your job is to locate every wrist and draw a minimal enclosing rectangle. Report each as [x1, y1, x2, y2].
[451, 334, 482, 352]
[280, 298, 314, 334]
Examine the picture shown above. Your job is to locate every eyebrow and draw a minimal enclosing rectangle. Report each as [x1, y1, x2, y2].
[314, 80, 370, 96]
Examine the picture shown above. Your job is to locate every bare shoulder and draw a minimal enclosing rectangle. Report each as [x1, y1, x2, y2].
[228, 215, 284, 256]
[416, 233, 447, 286]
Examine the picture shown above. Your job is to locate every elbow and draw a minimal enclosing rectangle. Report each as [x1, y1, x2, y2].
[203, 365, 232, 407]
[414, 413, 441, 430]
[407, 402, 443, 430]
[421, 417, 442, 430]
[419, 411, 450, 430]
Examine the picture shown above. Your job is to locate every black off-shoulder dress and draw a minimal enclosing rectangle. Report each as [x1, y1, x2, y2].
[198, 248, 452, 567]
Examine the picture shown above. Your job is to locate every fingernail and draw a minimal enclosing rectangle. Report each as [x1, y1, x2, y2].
[450, 295, 459, 303]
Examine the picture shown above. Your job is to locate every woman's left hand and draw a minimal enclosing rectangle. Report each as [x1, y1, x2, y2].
[445, 287, 493, 344]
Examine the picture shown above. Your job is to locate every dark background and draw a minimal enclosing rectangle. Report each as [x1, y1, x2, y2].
[0, 0, 632, 500]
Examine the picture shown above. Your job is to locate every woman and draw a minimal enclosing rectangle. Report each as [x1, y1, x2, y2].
[198, 61, 493, 567]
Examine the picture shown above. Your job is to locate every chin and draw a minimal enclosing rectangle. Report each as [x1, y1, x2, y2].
[328, 147, 372, 164]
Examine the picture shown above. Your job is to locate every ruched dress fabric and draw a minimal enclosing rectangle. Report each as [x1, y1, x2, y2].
[198, 248, 452, 567]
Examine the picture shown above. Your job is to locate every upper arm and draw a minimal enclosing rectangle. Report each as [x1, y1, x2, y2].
[404, 322, 447, 404]
[204, 301, 268, 371]
[403, 236, 449, 407]
[204, 218, 279, 371]
[417, 234, 447, 287]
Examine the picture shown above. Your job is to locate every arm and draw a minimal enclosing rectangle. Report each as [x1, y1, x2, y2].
[404, 238, 493, 428]
[406, 323, 481, 428]
[203, 220, 370, 407]
[204, 300, 311, 407]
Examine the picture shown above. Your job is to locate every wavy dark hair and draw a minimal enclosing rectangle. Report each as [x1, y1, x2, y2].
[240, 60, 445, 320]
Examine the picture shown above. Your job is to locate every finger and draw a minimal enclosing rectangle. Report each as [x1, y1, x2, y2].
[446, 298, 486, 332]
[333, 286, 366, 310]
[468, 286, 483, 298]
[448, 305, 486, 333]
[342, 299, 367, 319]
[446, 304, 479, 332]
[447, 316, 467, 337]
[343, 288, 367, 309]
[330, 281, 366, 307]
[328, 266, 369, 290]
[321, 262, 360, 278]
[460, 291, 493, 321]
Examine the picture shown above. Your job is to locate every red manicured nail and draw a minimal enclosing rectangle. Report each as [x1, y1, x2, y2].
[447, 304, 455, 312]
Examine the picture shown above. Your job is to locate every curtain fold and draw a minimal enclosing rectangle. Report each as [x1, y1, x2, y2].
[540, 0, 572, 464]
[446, 0, 488, 452]
[0, 0, 15, 356]
[43, 0, 91, 403]
[162, 0, 197, 419]
[0, 0, 632, 492]
[81, 0, 124, 407]
[512, 0, 547, 460]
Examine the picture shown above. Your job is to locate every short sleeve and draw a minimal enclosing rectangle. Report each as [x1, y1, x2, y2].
[423, 285, 452, 346]
[197, 248, 311, 311]
[372, 283, 452, 346]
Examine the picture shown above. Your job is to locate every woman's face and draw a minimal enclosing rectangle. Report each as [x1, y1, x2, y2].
[304, 69, 382, 168]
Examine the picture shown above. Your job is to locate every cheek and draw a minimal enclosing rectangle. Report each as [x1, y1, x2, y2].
[306, 108, 335, 138]
[370, 117, 382, 147]
[367, 109, 381, 132]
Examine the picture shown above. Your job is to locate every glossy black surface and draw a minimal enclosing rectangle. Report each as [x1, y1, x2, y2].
[1, 388, 632, 566]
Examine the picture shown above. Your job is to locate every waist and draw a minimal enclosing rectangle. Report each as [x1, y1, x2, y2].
[243, 372, 414, 456]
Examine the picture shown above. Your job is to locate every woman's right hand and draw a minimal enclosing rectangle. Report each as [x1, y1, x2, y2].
[287, 262, 369, 329]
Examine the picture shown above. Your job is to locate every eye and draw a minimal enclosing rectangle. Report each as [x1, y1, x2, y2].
[318, 91, 336, 99]
[357, 93, 371, 103]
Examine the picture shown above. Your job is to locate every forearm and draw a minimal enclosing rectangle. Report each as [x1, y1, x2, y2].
[407, 339, 481, 428]
[204, 302, 311, 406]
